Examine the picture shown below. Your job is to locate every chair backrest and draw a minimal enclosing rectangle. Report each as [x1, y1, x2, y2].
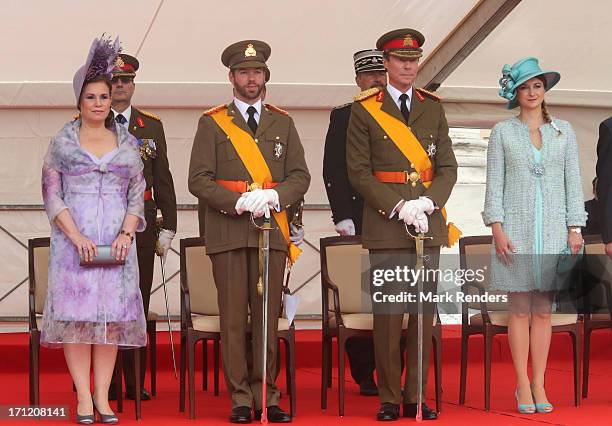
[180, 237, 219, 315]
[459, 235, 508, 312]
[28, 238, 50, 317]
[583, 234, 611, 313]
[320, 236, 369, 314]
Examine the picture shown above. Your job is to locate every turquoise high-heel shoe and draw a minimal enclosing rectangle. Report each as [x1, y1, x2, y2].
[515, 389, 536, 414]
[535, 401, 554, 413]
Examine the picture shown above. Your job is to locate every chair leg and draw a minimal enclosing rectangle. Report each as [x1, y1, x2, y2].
[288, 331, 296, 417]
[29, 331, 40, 406]
[572, 328, 581, 407]
[149, 321, 157, 397]
[484, 330, 492, 411]
[338, 330, 346, 417]
[459, 331, 469, 405]
[179, 332, 186, 412]
[188, 334, 197, 419]
[115, 351, 123, 413]
[134, 349, 141, 420]
[321, 335, 329, 409]
[433, 332, 442, 413]
[213, 338, 220, 397]
[582, 327, 591, 398]
[202, 339, 208, 391]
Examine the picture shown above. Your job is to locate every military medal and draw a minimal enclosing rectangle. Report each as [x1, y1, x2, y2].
[274, 142, 283, 159]
[427, 142, 437, 157]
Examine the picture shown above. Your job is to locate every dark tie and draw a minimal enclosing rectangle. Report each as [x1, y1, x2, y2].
[246, 106, 258, 135]
[399, 93, 410, 124]
[115, 113, 127, 125]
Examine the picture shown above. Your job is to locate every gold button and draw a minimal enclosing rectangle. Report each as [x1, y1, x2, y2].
[226, 135, 230, 139]
[276, 136, 280, 140]
[382, 211, 386, 215]
[383, 135, 388, 139]
[411, 182, 417, 188]
[254, 138, 259, 143]
[410, 163, 415, 169]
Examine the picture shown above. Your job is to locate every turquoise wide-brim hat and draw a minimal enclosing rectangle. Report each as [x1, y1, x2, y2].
[498, 57, 560, 109]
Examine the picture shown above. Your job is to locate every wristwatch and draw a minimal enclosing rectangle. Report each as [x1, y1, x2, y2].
[569, 227, 582, 234]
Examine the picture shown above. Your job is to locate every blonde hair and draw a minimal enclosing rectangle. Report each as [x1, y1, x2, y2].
[537, 76, 561, 135]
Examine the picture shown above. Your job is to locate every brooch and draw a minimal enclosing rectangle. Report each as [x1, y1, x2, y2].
[531, 163, 545, 177]
[274, 142, 283, 159]
[138, 139, 157, 161]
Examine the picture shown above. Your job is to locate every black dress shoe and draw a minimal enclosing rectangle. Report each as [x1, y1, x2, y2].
[229, 406, 252, 424]
[403, 403, 438, 420]
[254, 406, 291, 423]
[125, 388, 151, 401]
[376, 403, 399, 421]
[359, 377, 378, 396]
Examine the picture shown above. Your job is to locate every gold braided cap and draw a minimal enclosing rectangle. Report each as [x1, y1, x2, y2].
[202, 104, 228, 116]
[135, 108, 161, 121]
[265, 103, 289, 116]
[354, 87, 381, 101]
[416, 87, 441, 102]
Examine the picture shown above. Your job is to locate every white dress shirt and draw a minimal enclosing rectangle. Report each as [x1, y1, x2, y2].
[233, 97, 262, 124]
[111, 106, 132, 127]
[386, 84, 413, 112]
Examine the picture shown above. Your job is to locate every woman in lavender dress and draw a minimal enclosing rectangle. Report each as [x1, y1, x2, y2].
[41, 36, 146, 424]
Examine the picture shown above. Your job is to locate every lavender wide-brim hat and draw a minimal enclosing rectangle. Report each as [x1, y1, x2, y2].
[72, 35, 121, 104]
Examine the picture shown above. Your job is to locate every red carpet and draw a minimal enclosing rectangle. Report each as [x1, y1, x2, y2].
[1, 326, 612, 425]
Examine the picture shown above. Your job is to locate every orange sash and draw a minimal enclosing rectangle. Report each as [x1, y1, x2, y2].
[361, 95, 461, 247]
[210, 111, 301, 263]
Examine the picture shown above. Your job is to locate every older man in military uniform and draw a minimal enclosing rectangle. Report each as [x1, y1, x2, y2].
[189, 40, 310, 423]
[110, 54, 178, 401]
[347, 29, 458, 421]
[323, 49, 387, 396]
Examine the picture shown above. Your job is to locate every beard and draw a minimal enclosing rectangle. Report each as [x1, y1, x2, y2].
[234, 82, 264, 101]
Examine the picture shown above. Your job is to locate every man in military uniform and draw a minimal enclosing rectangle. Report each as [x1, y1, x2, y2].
[110, 53, 178, 400]
[323, 49, 387, 396]
[188, 40, 310, 423]
[347, 29, 458, 421]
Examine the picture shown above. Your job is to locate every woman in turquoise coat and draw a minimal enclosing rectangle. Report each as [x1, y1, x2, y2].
[482, 57, 586, 414]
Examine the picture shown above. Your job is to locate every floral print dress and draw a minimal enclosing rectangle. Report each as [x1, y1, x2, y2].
[40, 120, 147, 348]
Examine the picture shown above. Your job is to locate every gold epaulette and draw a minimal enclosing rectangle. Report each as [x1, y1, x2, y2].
[73, 113, 80, 121]
[202, 104, 228, 116]
[416, 87, 441, 102]
[135, 108, 161, 121]
[354, 87, 381, 102]
[265, 103, 289, 116]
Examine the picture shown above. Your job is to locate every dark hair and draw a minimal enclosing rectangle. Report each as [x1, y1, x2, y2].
[78, 74, 114, 128]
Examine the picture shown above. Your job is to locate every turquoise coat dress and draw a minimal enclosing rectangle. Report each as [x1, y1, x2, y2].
[482, 117, 587, 292]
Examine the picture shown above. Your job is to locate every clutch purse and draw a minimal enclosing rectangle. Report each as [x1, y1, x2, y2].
[79, 245, 125, 267]
[557, 245, 584, 274]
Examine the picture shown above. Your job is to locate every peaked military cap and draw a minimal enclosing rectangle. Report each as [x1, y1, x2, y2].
[353, 49, 386, 74]
[112, 53, 139, 77]
[376, 28, 425, 58]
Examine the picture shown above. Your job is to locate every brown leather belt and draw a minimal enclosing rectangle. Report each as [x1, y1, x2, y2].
[216, 179, 278, 193]
[144, 189, 153, 201]
[373, 169, 434, 187]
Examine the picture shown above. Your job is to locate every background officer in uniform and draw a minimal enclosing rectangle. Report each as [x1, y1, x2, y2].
[322, 49, 387, 396]
[188, 40, 310, 423]
[110, 53, 178, 400]
[347, 29, 457, 421]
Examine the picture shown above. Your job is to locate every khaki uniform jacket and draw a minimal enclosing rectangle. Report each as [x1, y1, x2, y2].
[188, 102, 310, 254]
[128, 107, 177, 248]
[346, 88, 457, 249]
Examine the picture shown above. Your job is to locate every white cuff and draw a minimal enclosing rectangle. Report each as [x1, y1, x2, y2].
[389, 199, 404, 219]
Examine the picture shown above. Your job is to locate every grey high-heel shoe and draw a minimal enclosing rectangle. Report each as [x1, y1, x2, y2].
[92, 400, 119, 424]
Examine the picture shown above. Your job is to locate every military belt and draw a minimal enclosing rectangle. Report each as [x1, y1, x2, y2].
[373, 169, 434, 187]
[216, 179, 278, 193]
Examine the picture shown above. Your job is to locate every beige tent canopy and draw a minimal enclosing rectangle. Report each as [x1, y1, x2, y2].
[1, 0, 609, 319]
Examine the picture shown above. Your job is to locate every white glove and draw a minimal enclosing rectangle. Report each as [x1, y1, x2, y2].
[335, 219, 355, 236]
[235, 196, 248, 215]
[241, 189, 279, 213]
[157, 228, 175, 264]
[413, 212, 429, 234]
[290, 224, 305, 246]
[398, 197, 435, 225]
